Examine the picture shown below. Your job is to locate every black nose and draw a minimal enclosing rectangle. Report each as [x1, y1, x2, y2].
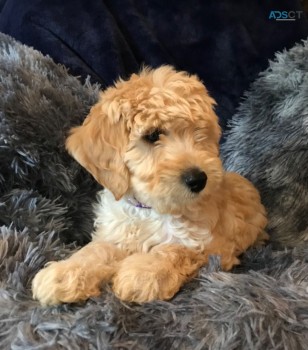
[181, 168, 207, 193]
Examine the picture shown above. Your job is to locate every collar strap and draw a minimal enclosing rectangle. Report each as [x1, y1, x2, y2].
[126, 196, 152, 209]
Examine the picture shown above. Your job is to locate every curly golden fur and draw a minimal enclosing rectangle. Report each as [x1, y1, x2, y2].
[32, 66, 268, 306]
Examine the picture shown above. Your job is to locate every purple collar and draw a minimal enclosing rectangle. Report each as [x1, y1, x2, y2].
[126, 196, 152, 209]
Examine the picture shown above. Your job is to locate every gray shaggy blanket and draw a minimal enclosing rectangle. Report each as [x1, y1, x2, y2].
[222, 40, 308, 248]
[0, 33, 307, 349]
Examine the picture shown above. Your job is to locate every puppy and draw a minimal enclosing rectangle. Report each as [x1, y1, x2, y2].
[32, 66, 268, 306]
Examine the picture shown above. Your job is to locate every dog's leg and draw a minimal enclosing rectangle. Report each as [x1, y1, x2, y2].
[112, 239, 248, 303]
[200, 234, 259, 271]
[32, 241, 127, 306]
[112, 244, 205, 303]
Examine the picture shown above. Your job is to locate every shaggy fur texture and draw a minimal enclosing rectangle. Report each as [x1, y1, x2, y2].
[32, 66, 267, 306]
[0, 34, 100, 245]
[221, 40, 308, 248]
[0, 34, 308, 349]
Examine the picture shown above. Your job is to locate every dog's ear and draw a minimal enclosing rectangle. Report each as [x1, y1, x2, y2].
[66, 96, 130, 200]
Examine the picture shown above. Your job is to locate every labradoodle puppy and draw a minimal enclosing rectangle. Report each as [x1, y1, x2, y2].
[32, 66, 268, 306]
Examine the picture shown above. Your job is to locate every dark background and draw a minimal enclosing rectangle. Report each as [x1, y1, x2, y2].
[0, 0, 307, 133]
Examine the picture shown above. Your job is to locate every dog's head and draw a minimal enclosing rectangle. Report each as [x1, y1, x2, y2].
[66, 66, 223, 214]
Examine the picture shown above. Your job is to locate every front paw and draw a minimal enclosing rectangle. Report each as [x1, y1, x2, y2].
[112, 254, 183, 303]
[32, 261, 101, 306]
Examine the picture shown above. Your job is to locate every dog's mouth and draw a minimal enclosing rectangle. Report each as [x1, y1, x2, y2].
[126, 167, 211, 214]
[126, 187, 203, 215]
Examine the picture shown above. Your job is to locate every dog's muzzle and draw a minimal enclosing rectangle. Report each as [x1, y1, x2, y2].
[181, 168, 207, 193]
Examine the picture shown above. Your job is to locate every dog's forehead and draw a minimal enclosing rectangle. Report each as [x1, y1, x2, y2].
[132, 108, 192, 131]
[130, 114, 209, 139]
[128, 89, 211, 128]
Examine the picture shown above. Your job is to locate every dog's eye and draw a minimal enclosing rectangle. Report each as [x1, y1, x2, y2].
[143, 129, 162, 144]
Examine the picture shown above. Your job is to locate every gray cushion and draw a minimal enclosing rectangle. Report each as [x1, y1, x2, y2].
[222, 39, 308, 248]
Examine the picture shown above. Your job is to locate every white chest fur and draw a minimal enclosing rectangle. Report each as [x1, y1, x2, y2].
[92, 190, 212, 253]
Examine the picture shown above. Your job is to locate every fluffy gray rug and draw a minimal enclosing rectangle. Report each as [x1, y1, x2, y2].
[0, 33, 307, 349]
[222, 40, 308, 248]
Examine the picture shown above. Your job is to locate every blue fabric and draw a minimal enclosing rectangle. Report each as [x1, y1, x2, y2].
[0, 0, 307, 131]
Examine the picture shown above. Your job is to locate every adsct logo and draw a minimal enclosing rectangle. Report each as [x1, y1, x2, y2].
[269, 10, 304, 21]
